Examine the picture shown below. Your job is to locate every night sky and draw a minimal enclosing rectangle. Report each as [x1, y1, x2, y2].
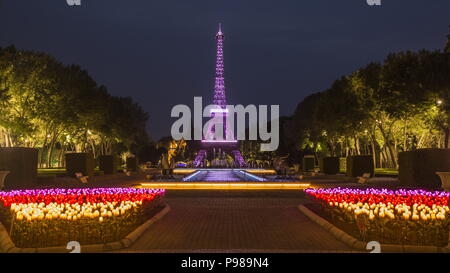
[1, 0, 449, 140]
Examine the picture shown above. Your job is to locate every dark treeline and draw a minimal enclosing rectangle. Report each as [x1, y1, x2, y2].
[282, 27, 450, 169]
[0, 46, 150, 168]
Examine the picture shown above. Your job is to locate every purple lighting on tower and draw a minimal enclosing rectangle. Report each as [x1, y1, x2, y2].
[195, 23, 246, 168]
[204, 22, 234, 141]
[213, 22, 226, 108]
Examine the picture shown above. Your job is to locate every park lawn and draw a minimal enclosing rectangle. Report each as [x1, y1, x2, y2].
[38, 168, 66, 174]
[339, 168, 398, 176]
[375, 168, 398, 176]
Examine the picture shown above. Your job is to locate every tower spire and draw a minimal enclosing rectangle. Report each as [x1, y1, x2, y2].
[213, 22, 226, 107]
[217, 22, 223, 36]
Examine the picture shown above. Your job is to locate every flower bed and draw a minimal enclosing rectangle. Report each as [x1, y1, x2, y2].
[0, 188, 165, 248]
[305, 188, 450, 246]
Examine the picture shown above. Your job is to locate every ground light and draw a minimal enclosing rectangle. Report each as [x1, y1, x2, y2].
[173, 168, 277, 175]
[137, 182, 311, 190]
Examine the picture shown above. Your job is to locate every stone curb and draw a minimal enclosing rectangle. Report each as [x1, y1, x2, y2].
[0, 205, 170, 253]
[298, 204, 449, 253]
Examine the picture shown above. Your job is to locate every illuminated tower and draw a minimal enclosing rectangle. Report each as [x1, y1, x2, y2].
[203, 23, 234, 141]
[194, 23, 245, 167]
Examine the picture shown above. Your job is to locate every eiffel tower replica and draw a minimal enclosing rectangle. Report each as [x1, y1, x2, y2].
[193, 23, 246, 168]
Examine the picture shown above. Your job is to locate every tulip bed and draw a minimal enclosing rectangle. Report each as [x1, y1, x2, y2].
[305, 187, 450, 246]
[0, 188, 165, 248]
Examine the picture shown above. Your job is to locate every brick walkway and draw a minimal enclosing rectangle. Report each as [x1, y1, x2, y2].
[128, 193, 353, 252]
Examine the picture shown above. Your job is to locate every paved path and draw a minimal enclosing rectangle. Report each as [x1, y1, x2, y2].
[128, 195, 353, 252]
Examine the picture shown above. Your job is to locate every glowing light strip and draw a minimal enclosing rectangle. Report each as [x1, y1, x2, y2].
[182, 171, 204, 181]
[138, 182, 311, 190]
[238, 170, 265, 182]
[245, 170, 276, 174]
[173, 169, 197, 174]
[173, 168, 276, 174]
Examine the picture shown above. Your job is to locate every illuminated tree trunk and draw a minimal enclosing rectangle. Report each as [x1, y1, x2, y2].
[6, 133, 14, 147]
[47, 139, 56, 168]
[58, 147, 64, 168]
[403, 119, 408, 151]
[444, 128, 450, 149]
[90, 141, 96, 158]
[378, 126, 397, 168]
[370, 140, 377, 168]
[380, 148, 386, 168]
[328, 138, 336, 156]
[354, 137, 360, 155]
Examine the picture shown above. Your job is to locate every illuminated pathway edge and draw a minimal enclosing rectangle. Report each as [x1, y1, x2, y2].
[137, 182, 311, 190]
[172, 168, 277, 175]
[142, 168, 310, 189]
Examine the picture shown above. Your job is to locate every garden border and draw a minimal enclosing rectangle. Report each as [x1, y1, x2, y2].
[298, 204, 449, 253]
[0, 204, 171, 253]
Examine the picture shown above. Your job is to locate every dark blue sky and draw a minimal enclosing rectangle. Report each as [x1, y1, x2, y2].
[1, 0, 449, 140]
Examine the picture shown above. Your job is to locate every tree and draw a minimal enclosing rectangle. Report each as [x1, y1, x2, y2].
[0, 46, 62, 148]
[0, 46, 151, 167]
[288, 28, 450, 169]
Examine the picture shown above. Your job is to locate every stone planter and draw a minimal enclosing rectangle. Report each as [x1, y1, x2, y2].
[98, 155, 118, 175]
[346, 155, 374, 178]
[126, 157, 138, 172]
[0, 147, 38, 188]
[399, 149, 450, 189]
[0, 171, 9, 189]
[436, 172, 450, 191]
[65, 153, 94, 178]
[302, 155, 315, 172]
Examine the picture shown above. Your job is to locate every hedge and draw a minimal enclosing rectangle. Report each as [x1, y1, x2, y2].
[0, 147, 38, 188]
[98, 155, 118, 175]
[346, 155, 374, 178]
[126, 157, 138, 171]
[399, 149, 450, 189]
[320, 157, 340, 175]
[302, 155, 315, 172]
[65, 153, 94, 178]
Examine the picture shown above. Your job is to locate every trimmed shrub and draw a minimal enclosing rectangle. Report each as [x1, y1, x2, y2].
[346, 155, 374, 178]
[126, 157, 138, 171]
[302, 155, 315, 172]
[320, 157, 340, 175]
[399, 149, 450, 189]
[65, 153, 94, 178]
[0, 147, 38, 188]
[98, 155, 118, 175]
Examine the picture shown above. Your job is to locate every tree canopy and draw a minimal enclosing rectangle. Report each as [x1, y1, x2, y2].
[285, 45, 450, 168]
[0, 46, 150, 167]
